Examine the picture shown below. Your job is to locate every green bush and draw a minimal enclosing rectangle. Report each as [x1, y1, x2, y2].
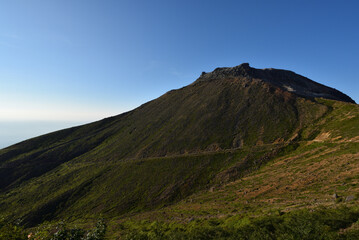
[0, 219, 27, 240]
[28, 219, 106, 240]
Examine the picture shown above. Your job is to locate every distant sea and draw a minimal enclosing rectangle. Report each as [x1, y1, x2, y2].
[0, 121, 83, 149]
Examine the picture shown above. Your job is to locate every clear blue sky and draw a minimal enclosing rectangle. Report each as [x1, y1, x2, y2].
[0, 0, 358, 146]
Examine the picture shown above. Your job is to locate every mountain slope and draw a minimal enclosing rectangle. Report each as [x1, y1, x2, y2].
[130, 99, 359, 221]
[0, 63, 356, 228]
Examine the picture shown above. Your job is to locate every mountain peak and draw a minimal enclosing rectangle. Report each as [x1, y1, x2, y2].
[198, 63, 252, 80]
[197, 63, 355, 104]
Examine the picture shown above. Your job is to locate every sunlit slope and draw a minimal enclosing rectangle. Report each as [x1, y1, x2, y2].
[0, 98, 343, 226]
[131, 99, 359, 221]
[0, 99, 356, 228]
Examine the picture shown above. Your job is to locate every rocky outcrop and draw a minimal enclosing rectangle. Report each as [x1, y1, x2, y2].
[197, 63, 356, 104]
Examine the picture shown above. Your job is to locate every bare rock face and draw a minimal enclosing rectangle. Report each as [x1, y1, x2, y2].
[197, 63, 355, 104]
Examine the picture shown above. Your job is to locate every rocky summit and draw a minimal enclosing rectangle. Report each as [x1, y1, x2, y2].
[197, 63, 355, 103]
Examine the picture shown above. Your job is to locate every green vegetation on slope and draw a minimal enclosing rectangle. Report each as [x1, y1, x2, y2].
[0, 98, 357, 238]
[3, 206, 359, 239]
[1, 145, 281, 226]
[116, 206, 359, 240]
[0, 65, 358, 239]
[0, 218, 106, 240]
[0, 75, 329, 225]
[0, 77, 326, 190]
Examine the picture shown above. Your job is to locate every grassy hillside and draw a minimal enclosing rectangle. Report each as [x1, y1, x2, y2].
[109, 100, 359, 231]
[1, 141, 284, 226]
[0, 76, 325, 196]
[3, 99, 356, 239]
[1, 99, 357, 227]
[0, 65, 358, 238]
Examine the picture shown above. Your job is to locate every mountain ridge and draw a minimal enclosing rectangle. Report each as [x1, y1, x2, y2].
[196, 63, 355, 103]
[0, 64, 358, 233]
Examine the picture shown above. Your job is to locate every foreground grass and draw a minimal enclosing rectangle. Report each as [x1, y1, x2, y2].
[2, 206, 359, 239]
[116, 206, 359, 240]
[0, 219, 106, 240]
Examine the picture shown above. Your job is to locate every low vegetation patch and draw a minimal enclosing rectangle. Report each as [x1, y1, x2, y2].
[3, 206, 359, 239]
[117, 206, 359, 239]
[0, 219, 106, 240]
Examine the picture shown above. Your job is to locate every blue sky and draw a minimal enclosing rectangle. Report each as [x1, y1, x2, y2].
[0, 0, 358, 147]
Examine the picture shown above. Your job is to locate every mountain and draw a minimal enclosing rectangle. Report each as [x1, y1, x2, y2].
[0, 64, 358, 236]
[197, 63, 355, 103]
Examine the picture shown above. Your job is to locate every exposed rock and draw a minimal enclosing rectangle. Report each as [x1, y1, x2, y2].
[196, 63, 355, 103]
[332, 193, 339, 199]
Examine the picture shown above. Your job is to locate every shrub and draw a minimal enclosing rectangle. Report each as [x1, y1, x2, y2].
[0, 220, 27, 240]
[28, 219, 106, 240]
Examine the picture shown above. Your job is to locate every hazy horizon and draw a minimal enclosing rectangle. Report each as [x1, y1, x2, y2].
[0, 120, 86, 149]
